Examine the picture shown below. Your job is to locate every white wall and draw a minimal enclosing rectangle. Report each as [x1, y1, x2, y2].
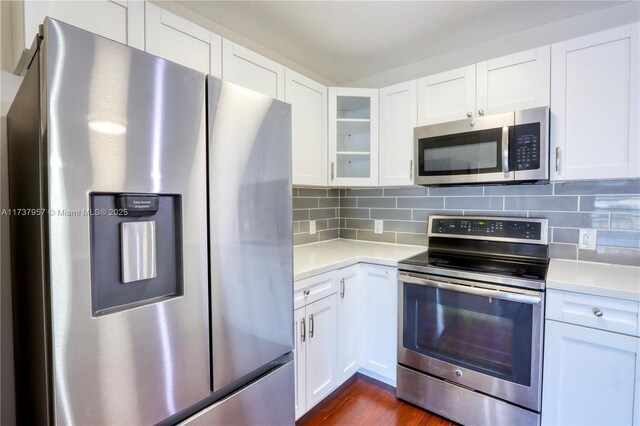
[345, 2, 640, 88]
[0, 0, 21, 424]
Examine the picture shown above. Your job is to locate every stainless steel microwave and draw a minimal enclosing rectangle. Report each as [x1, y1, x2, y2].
[414, 106, 549, 185]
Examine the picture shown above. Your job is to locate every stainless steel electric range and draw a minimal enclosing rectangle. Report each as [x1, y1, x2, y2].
[396, 215, 549, 426]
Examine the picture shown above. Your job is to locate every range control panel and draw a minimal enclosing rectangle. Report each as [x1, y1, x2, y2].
[429, 216, 546, 242]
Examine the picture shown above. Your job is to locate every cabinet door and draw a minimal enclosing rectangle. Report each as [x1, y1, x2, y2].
[328, 87, 379, 187]
[417, 65, 475, 126]
[476, 46, 550, 115]
[359, 264, 397, 384]
[305, 294, 338, 410]
[379, 80, 417, 186]
[337, 265, 360, 383]
[286, 69, 328, 186]
[145, 3, 221, 76]
[222, 40, 285, 100]
[542, 320, 638, 426]
[551, 24, 639, 180]
[294, 307, 307, 420]
[20, 0, 144, 52]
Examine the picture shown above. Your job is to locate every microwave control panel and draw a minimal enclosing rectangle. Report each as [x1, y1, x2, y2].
[513, 123, 540, 171]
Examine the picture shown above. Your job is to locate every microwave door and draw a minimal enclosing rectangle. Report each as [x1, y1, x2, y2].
[415, 112, 514, 185]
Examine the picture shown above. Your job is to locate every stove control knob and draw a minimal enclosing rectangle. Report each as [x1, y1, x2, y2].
[455, 369, 463, 377]
[436, 222, 446, 233]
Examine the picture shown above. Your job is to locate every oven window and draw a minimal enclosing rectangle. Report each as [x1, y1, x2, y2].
[403, 283, 532, 386]
[418, 127, 503, 176]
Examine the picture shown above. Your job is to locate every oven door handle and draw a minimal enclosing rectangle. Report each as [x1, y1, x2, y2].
[398, 273, 541, 305]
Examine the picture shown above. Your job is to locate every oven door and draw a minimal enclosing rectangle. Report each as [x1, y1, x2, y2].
[397, 272, 544, 411]
[414, 112, 514, 185]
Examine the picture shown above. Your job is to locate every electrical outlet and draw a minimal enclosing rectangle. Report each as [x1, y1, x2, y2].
[309, 220, 316, 235]
[579, 228, 597, 250]
[374, 220, 383, 234]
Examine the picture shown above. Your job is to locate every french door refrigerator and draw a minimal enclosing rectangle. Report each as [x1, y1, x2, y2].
[8, 18, 293, 425]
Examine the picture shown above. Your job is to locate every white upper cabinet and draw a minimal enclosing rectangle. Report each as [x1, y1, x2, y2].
[145, 2, 221, 76]
[379, 80, 417, 187]
[16, 0, 144, 56]
[222, 40, 285, 100]
[417, 48, 550, 126]
[551, 24, 640, 181]
[286, 69, 328, 187]
[328, 87, 379, 187]
[417, 65, 475, 126]
[476, 46, 550, 115]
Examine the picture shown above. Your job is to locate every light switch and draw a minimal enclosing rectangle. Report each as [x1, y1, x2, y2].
[121, 221, 157, 283]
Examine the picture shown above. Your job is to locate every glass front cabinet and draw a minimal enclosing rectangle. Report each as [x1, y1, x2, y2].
[328, 87, 379, 186]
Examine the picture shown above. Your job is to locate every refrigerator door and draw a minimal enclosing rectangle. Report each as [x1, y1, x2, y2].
[208, 76, 294, 391]
[43, 20, 210, 424]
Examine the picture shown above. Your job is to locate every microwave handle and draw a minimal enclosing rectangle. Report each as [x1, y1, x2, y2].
[501, 126, 509, 172]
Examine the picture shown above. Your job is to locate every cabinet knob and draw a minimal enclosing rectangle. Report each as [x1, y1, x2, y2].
[466, 112, 472, 118]
[478, 109, 484, 116]
[593, 308, 604, 317]
[469, 121, 475, 127]
[303, 289, 310, 296]
[455, 369, 463, 377]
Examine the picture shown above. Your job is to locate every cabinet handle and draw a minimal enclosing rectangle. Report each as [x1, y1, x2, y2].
[301, 318, 306, 342]
[309, 314, 314, 338]
[593, 308, 604, 317]
[303, 289, 310, 296]
[555, 147, 560, 173]
[478, 109, 484, 116]
[330, 162, 334, 181]
[409, 159, 413, 180]
[340, 278, 345, 298]
[466, 112, 472, 118]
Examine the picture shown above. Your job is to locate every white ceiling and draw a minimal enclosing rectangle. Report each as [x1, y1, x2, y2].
[178, 1, 625, 84]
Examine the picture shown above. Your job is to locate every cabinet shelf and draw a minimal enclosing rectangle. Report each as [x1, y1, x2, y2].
[337, 151, 370, 156]
[337, 120, 370, 136]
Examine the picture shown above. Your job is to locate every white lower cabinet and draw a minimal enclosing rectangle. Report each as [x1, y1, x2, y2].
[294, 263, 399, 419]
[359, 264, 398, 384]
[294, 273, 339, 420]
[542, 290, 640, 425]
[337, 265, 361, 383]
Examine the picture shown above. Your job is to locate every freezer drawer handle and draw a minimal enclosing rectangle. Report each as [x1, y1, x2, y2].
[309, 314, 314, 338]
[301, 318, 306, 342]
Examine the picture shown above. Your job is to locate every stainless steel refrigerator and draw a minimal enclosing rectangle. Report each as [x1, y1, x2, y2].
[8, 18, 293, 425]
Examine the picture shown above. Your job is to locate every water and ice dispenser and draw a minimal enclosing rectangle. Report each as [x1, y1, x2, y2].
[90, 193, 183, 316]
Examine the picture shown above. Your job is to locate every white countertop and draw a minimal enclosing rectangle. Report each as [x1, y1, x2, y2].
[547, 259, 640, 302]
[294, 239, 426, 281]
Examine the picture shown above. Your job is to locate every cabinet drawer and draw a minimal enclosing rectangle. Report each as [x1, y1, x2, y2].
[294, 271, 337, 310]
[547, 289, 639, 336]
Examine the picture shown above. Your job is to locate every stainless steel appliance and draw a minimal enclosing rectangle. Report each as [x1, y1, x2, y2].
[397, 215, 549, 425]
[8, 19, 293, 425]
[414, 107, 549, 185]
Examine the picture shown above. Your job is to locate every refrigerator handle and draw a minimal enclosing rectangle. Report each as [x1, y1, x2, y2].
[300, 318, 306, 343]
[340, 278, 345, 298]
[309, 314, 314, 338]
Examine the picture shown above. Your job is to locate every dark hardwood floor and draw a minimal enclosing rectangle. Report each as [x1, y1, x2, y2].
[296, 374, 455, 426]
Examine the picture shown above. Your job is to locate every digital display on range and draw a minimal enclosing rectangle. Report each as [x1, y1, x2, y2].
[431, 218, 542, 240]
